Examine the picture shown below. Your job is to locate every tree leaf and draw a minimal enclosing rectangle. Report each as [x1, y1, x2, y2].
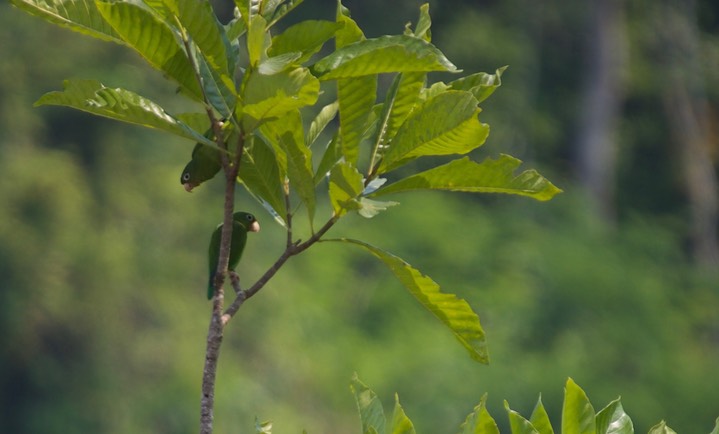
[332, 239, 488, 364]
[94, 0, 202, 100]
[595, 398, 633, 434]
[378, 91, 487, 173]
[458, 394, 500, 434]
[328, 162, 364, 216]
[243, 67, 320, 122]
[384, 72, 424, 144]
[269, 20, 343, 65]
[389, 394, 415, 434]
[238, 136, 286, 219]
[35, 79, 212, 145]
[448, 67, 507, 104]
[647, 421, 676, 434]
[311, 35, 458, 80]
[371, 155, 562, 202]
[505, 401, 540, 434]
[709, 417, 719, 434]
[338, 75, 377, 166]
[197, 53, 237, 119]
[9, 0, 123, 44]
[260, 111, 315, 221]
[351, 374, 387, 434]
[562, 378, 596, 434]
[529, 396, 555, 434]
[163, 0, 231, 75]
[264, 0, 303, 28]
[314, 132, 341, 185]
[356, 198, 398, 219]
[307, 101, 339, 147]
[247, 14, 268, 67]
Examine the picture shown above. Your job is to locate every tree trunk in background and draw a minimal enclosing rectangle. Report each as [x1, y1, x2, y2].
[660, 0, 719, 269]
[575, 0, 628, 223]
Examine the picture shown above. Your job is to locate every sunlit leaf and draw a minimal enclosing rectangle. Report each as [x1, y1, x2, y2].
[35, 79, 212, 145]
[448, 66, 507, 104]
[247, 13, 268, 67]
[384, 72, 424, 144]
[163, 0, 231, 75]
[95, 0, 203, 100]
[243, 67, 320, 122]
[379, 91, 487, 172]
[562, 378, 596, 434]
[338, 75, 376, 166]
[647, 422, 676, 434]
[306, 101, 339, 147]
[9, 0, 123, 43]
[260, 111, 315, 221]
[505, 401, 540, 434]
[258, 52, 303, 75]
[595, 398, 633, 434]
[264, 0, 303, 28]
[328, 162, 363, 216]
[389, 394, 415, 434]
[459, 394, 500, 434]
[351, 374, 387, 434]
[314, 132, 341, 185]
[270, 20, 343, 65]
[710, 417, 719, 434]
[331, 239, 488, 364]
[357, 198, 398, 219]
[371, 155, 562, 201]
[530, 396, 555, 434]
[238, 136, 286, 219]
[197, 54, 237, 119]
[311, 35, 458, 80]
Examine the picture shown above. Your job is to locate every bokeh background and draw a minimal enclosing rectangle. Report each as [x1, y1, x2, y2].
[1, 0, 718, 433]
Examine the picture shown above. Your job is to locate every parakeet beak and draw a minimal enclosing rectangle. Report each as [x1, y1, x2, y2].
[183, 183, 195, 192]
[249, 221, 260, 232]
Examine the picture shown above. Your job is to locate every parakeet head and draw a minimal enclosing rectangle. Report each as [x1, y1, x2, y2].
[233, 212, 260, 233]
[180, 160, 200, 192]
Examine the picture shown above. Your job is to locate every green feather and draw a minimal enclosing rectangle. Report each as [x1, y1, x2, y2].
[207, 212, 260, 299]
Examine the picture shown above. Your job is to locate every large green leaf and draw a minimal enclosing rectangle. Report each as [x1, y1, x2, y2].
[35, 79, 212, 145]
[197, 53, 237, 119]
[260, 111, 315, 221]
[10, 0, 123, 43]
[247, 14, 268, 67]
[95, 0, 202, 100]
[595, 398, 633, 434]
[562, 378, 596, 434]
[311, 35, 458, 80]
[378, 91, 488, 173]
[238, 136, 286, 219]
[314, 132, 341, 185]
[389, 395, 415, 434]
[351, 375, 386, 434]
[710, 417, 719, 434]
[459, 395, 500, 434]
[505, 402, 540, 434]
[529, 396, 555, 434]
[338, 75, 376, 166]
[243, 67, 320, 122]
[163, 0, 231, 75]
[269, 20, 343, 65]
[332, 239, 488, 364]
[384, 72, 424, 144]
[371, 155, 562, 202]
[264, 0, 303, 28]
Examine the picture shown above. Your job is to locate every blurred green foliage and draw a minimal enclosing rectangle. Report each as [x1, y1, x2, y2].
[1, 1, 718, 434]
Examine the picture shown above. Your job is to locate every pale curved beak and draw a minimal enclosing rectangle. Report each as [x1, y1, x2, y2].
[249, 221, 260, 232]
[183, 183, 195, 192]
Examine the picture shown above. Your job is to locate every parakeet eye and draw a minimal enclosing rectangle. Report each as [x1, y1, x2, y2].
[246, 214, 255, 221]
[181, 171, 191, 182]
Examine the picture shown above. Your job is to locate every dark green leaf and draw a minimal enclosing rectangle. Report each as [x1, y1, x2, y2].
[238, 136, 287, 219]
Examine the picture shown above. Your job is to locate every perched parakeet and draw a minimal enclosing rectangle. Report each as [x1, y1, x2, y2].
[207, 211, 260, 299]
[180, 142, 221, 192]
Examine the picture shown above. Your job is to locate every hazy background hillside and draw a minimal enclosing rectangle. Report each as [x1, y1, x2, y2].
[1, 1, 718, 433]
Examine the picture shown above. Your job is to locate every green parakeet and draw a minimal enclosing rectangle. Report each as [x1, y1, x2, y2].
[207, 212, 260, 299]
[180, 142, 221, 192]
